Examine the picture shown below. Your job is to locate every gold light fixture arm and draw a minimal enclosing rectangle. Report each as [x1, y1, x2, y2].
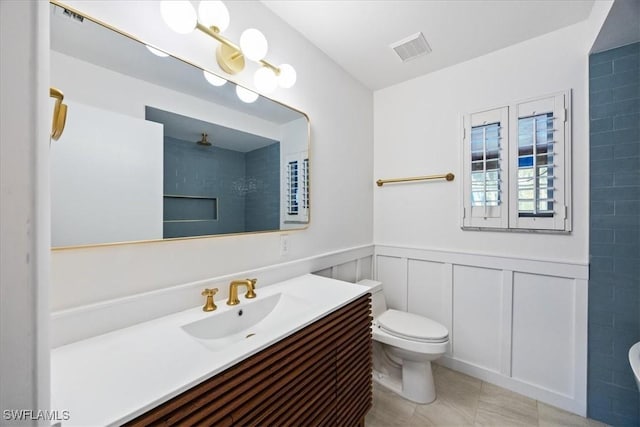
[259, 60, 280, 75]
[376, 173, 455, 187]
[196, 23, 239, 51]
[49, 87, 67, 141]
[195, 23, 281, 75]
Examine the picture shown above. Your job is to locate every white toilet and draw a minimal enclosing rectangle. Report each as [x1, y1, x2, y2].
[358, 279, 449, 404]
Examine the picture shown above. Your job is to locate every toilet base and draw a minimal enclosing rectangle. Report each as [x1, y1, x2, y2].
[402, 360, 436, 404]
[372, 360, 436, 404]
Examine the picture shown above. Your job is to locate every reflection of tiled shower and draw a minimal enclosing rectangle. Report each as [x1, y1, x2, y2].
[245, 143, 280, 232]
[163, 136, 280, 238]
[587, 42, 640, 426]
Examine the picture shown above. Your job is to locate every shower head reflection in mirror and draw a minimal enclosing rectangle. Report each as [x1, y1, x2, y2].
[49, 1, 309, 248]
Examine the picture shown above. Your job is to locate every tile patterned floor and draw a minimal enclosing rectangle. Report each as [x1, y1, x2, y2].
[365, 365, 607, 427]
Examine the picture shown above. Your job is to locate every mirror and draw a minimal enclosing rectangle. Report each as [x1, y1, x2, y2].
[49, 2, 309, 248]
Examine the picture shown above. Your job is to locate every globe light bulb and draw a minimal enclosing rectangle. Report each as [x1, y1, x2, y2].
[254, 67, 278, 94]
[236, 86, 259, 103]
[277, 63, 297, 88]
[160, 1, 197, 34]
[146, 45, 169, 57]
[240, 28, 268, 61]
[203, 70, 227, 87]
[198, 1, 230, 32]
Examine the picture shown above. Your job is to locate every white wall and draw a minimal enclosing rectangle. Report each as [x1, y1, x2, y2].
[374, 21, 595, 263]
[372, 13, 612, 416]
[52, 0, 373, 311]
[0, 1, 50, 422]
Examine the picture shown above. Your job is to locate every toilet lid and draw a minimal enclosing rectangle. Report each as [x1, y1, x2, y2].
[377, 309, 449, 343]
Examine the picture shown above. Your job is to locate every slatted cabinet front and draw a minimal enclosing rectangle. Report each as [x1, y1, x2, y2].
[126, 294, 372, 427]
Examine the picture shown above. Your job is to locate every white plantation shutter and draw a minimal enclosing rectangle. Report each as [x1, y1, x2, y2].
[286, 160, 299, 215]
[284, 153, 309, 223]
[509, 91, 570, 231]
[462, 90, 571, 232]
[462, 107, 509, 228]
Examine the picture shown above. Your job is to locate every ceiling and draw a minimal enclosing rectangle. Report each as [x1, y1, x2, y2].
[262, 0, 596, 90]
[145, 106, 278, 152]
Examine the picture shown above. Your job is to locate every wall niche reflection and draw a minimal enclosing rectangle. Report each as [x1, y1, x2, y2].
[147, 107, 281, 238]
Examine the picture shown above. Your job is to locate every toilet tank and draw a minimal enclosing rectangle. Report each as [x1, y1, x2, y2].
[357, 279, 387, 318]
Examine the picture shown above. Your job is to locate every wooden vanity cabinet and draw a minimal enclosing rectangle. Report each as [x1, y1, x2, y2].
[125, 294, 372, 426]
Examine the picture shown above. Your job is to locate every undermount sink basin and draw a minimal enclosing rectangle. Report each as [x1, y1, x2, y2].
[629, 342, 640, 391]
[181, 292, 311, 351]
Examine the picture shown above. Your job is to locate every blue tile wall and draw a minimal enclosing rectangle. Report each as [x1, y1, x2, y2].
[244, 142, 280, 232]
[589, 42, 640, 426]
[163, 136, 245, 238]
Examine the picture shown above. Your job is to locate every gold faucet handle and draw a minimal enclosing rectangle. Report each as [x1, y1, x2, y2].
[201, 288, 219, 312]
[245, 278, 257, 299]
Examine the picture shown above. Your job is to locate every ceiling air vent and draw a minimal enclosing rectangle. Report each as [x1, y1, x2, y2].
[390, 32, 432, 62]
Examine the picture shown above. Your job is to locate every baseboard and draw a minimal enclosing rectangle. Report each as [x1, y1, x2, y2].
[437, 357, 587, 417]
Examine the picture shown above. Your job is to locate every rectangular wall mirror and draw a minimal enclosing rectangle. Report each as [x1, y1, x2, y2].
[49, 2, 310, 248]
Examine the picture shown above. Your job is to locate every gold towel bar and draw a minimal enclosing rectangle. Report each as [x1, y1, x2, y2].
[376, 173, 455, 187]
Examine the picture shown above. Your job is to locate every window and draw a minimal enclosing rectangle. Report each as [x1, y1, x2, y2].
[284, 153, 309, 223]
[517, 113, 554, 217]
[462, 91, 571, 232]
[286, 160, 299, 215]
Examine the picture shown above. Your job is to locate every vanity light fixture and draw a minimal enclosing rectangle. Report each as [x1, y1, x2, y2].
[160, 1, 296, 97]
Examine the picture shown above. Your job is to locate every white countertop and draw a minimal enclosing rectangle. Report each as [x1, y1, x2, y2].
[51, 274, 370, 426]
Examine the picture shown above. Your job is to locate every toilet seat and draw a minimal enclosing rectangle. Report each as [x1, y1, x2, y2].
[377, 309, 448, 343]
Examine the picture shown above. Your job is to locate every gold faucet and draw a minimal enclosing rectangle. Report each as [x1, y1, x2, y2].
[201, 288, 219, 312]
[227, 278, 257, 306]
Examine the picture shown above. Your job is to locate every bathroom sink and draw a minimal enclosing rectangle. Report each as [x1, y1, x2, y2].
[181, 292, 311, 351]
[629, 342, 640, 390]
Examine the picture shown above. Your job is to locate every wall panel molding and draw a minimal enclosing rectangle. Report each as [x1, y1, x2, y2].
[376, 244, 588, 279]
[374, 244, 588, 416]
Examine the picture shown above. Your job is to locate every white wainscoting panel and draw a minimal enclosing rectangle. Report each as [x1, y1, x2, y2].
[512, 272, 576, 396]
[376, 255, 408, 311]
[374, 244, 588, 416]
[453, 265, 503, 373]
[336, 260, 358, 283]
[358, 256, 373, 283]
[407, 260, 448, 336]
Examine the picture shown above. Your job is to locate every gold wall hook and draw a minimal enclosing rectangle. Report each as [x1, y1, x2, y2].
[50, 87, 68, 141]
